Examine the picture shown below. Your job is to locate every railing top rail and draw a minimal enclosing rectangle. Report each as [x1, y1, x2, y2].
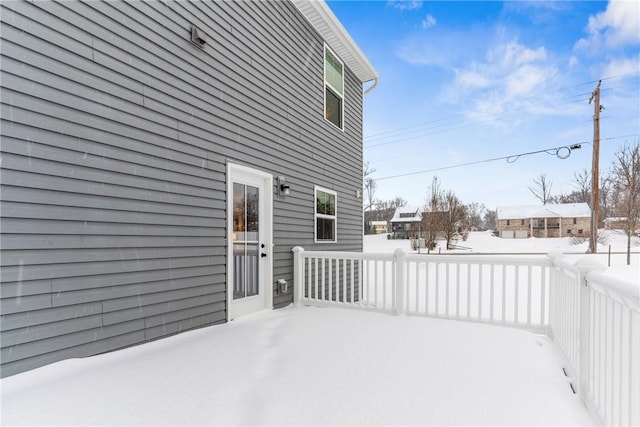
[295, 250, 396, 262]
[405, 253, 551, 266]
[296, 249, 552, 267]
[548, 255, 581, 274]
[587, 271, 640, 312]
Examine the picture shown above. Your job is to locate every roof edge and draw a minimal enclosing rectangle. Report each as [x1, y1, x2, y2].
[292, 0, 379, 86]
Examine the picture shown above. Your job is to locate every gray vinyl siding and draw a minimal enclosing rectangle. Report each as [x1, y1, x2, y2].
[0, 0, 365, 377]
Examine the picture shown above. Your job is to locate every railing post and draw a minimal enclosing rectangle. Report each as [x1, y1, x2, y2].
[546, 251, 563, 338]
[394, 249, 406, 315]
[292, 246, 304, 307]
[573, 257, 606, 404]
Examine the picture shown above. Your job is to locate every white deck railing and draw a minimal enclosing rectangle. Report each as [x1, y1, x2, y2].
[292, 247, 639, 426]
[548, 253, 639, 426]
[293, 247, 550, 331]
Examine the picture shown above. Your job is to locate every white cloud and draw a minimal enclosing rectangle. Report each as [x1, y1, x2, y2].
[452, 40, 559, 126]
[493, 41, 547, 68]
[394, 30, 480, 68]
[601, 55, 640, 78]
[502, 1, 572, 25]
[421, 14, 437, 29]
[505, 64, 552, 98]
[387, 0, 422, 11]
[567, 56, 579, 68]
[395, 29, 561, 125]
[454, 68, 491, 89]
[575, 0, 640, 50]
[476, 41, 555, 101]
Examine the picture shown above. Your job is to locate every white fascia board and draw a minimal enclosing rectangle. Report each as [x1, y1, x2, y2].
[292, 0, 379, 86]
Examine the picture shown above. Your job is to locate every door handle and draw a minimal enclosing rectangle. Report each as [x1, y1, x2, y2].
[261, 253, 267, 258]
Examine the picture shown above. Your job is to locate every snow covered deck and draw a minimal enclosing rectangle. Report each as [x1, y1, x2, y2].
[1, 306, 594, 426]
[2, 232, 637, 426]
[292, 244, 639, 426]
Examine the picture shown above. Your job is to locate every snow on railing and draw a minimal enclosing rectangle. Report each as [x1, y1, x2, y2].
[292, 247, 639, 426]
[549, 253, 639, 427]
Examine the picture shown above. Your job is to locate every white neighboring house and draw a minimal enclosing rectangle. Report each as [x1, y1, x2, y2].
[496, 203, 591, 239]
[389, 206, 422, 239]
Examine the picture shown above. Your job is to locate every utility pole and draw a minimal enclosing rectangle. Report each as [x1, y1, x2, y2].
[588, 80, 601, 253]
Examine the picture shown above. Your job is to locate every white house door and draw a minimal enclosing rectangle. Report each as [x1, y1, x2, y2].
[227, 164, 272, 320]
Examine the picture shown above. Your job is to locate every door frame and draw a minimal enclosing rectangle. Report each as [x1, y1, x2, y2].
[226, 162, 273, 321]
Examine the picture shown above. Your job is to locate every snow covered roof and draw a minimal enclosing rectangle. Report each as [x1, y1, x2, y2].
[370, 221, 388, 226]
[497, 203, 591, 220]
[389, 206, 422, 223]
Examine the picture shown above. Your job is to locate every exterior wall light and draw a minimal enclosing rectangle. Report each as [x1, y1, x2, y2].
[277, 176, 290, 197]
[191, 26, 206, 48]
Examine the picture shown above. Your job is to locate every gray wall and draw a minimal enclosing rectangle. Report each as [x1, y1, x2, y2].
[0, 0, 365, 377]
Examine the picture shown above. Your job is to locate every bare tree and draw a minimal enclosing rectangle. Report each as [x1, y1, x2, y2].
[391, 197, 408, 208]
[466, 202, 486, 230]
[364, 177, 377, 233]
[372, 197, 407, 222]
[364, 178, 377, 211]
[528, 173, 554, 205]
[483, 209, 497, 231]
[611, 142, 640, 265]
[573, 169, 591, 204]
[423, 176, 444, 249]
[555, 169, 592, 204]
[442, 191, 468, 249]
[599, 175, 615, 228]
[363, 161, 377, 234]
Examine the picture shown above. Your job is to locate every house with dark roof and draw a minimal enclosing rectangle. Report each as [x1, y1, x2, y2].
[389, 206, 422, 239]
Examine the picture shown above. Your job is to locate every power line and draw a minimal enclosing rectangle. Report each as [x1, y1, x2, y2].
[365, 96, 590, 148]
[373, 134, 640, 181]
[364, 71, 639, 140]
[365, 86, 631, 150]
[365, 96, 591, 149]
[364, 72, 639, 146]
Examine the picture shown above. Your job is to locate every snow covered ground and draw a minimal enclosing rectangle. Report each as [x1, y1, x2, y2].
[373, 230, 639, 283]
[2, 231, 636, 426]
[1, 306, 594, 426]
[371, 228, 638, 257]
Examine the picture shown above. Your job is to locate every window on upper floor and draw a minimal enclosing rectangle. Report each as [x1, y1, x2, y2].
[324, 45, 344, 130]
[315, 186, 337, 243]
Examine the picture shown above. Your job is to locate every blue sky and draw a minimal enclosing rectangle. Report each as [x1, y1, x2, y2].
[327, 0, 640, 210]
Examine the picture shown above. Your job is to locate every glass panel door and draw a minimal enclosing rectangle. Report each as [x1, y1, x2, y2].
[227, 163, 272, 321]
[232, 183, 260, 300]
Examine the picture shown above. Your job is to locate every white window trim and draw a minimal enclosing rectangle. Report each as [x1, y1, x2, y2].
[323, 44, 345, 132]
[314, 185, 338, 243]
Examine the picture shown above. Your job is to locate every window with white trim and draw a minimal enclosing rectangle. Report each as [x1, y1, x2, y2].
[324, 45, 344, 130]
[315, 186, 337, 243]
